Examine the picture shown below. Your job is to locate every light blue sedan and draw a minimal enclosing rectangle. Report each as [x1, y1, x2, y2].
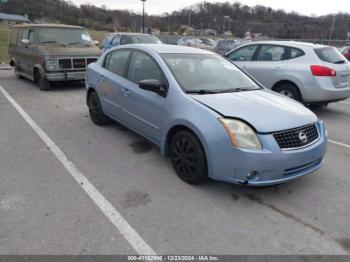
[85, 44, 327, 186]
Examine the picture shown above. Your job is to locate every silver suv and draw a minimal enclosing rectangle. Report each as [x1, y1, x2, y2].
[226, 41, 350, 105]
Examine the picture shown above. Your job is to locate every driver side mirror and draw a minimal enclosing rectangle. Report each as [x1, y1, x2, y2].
[21, 39, 30, 47]
[93, 40, 99, 46]
[139, 79, 165, 95]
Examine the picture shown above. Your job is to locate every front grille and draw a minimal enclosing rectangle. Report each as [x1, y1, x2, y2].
[73, 58, 86, 69]
[274, 124, 319, 150]
[59, 59, 72, 69]
[58, 58, 97, 70]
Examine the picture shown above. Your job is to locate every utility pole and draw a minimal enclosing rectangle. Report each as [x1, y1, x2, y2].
[188, 10, 191, 28]
[328, 16, 336, 45]
[141, 0, 146, 33]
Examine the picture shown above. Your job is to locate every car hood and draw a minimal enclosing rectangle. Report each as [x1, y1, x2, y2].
[38, 46, 101, 57]
[189, 89, 317, 133]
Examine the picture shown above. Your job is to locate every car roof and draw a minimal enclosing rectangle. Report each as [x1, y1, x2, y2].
[109, 32, 155, 36]
[119, 44, 215, 55]
[240, 40, 328, 49]
[11, 23, 85, 29]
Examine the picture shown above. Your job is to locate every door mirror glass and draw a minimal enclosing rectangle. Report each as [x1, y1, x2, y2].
[21, 39, 30, 46]
[139, 79, 162, 93]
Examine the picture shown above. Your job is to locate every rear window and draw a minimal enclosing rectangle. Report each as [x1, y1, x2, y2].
[314, 47, 346, 64]
[121, 35, 162, 45]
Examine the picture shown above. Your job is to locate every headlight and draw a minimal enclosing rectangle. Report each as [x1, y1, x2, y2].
[45, 58, 58, 70]
[219, 118, 262, 150]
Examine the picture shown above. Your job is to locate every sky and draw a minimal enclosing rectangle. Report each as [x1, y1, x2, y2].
[70, 0, 347, 16]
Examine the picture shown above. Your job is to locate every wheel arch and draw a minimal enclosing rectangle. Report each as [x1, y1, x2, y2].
[33, 64, 45, 82]
[86, 87, 97, 105]
[272, 80, 303, 100]
[163, 124, 207, 159]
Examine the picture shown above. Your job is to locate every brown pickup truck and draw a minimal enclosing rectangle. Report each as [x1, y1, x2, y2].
[9, 24, 101, 91]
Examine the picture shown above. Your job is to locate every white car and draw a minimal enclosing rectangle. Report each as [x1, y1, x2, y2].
[226, 41, 350, 105]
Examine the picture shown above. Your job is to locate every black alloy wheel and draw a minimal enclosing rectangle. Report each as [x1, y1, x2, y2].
[170, 131, 208, 185]
[88, 91, 109, 126]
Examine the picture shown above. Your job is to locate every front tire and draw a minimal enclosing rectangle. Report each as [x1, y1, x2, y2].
[38, 73, 52, 91]
[170, 131, 208, 185]
[87, 91, 109, 126]
[274, 83, 301, 102]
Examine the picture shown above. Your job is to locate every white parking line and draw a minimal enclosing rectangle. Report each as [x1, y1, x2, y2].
[0, 86, 156, 255]
[329, 139, 350, 150]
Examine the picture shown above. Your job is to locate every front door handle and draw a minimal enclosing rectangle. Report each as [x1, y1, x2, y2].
[98, 75, 105, 81]
[122, 88, 131, 96]
[241, 65, 247, 69]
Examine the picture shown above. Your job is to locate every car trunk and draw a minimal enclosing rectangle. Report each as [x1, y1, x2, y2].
[314, 46, 350, 89]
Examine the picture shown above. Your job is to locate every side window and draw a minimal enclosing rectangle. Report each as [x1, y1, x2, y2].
[227, 45, 258, 61]
[105, 50, 130, 76]
[28, 30, 35, 45]
[127, 51, 162, 84]
[120, 35, 130, 45]
[112, 35, 121, 46]
[257, 45, 287, 61]
[290, 48, 304, 59]
[10, 29, 18, 46]
[18, 29, 29, 46]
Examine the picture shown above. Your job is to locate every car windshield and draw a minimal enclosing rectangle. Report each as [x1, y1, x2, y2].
[38, 28, 93, 46]
[128, 35, 162, 44]
[314, 47, 347, 64]
[162, 53, 261, 93]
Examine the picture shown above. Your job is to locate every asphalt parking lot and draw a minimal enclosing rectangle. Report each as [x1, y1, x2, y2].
[0, 69, 349, 255]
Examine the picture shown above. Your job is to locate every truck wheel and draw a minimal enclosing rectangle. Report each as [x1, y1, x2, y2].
[38, 73, 52, 91]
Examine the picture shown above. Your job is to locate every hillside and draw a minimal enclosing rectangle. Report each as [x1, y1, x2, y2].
[1, 0, 350, 40]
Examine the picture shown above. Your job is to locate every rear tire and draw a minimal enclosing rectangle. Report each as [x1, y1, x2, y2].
[170, 131, 209, 185]
[38, 73, 52, 91]
[274, 83, 302, 102]
[87, 91, 109, 126]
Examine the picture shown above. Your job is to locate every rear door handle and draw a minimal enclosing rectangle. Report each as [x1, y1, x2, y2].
[122, 88, 131, 96]
[273, 67, 281, 70]
[98, 75, 105, 81]
[241, 65, 247, 69]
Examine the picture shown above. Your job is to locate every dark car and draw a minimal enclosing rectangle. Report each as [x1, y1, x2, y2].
[341, 46, 350, 61]
[102, 32, 162, 52]
[215, 39, 242, 55]
[9, 24, 101, 91]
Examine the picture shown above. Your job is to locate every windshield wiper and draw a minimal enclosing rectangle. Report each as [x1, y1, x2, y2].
[40, 41, 66, 46]
[186, 87, 260, 94]
[67, 42, 90, 46]
[185, 89, 220, 94]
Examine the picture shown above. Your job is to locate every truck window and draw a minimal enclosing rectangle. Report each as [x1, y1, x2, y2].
[10, 29, 19, 46]
[28, 30, 35, 45]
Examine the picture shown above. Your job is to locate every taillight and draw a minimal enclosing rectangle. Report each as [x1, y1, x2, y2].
[310, 65, 337, 77]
